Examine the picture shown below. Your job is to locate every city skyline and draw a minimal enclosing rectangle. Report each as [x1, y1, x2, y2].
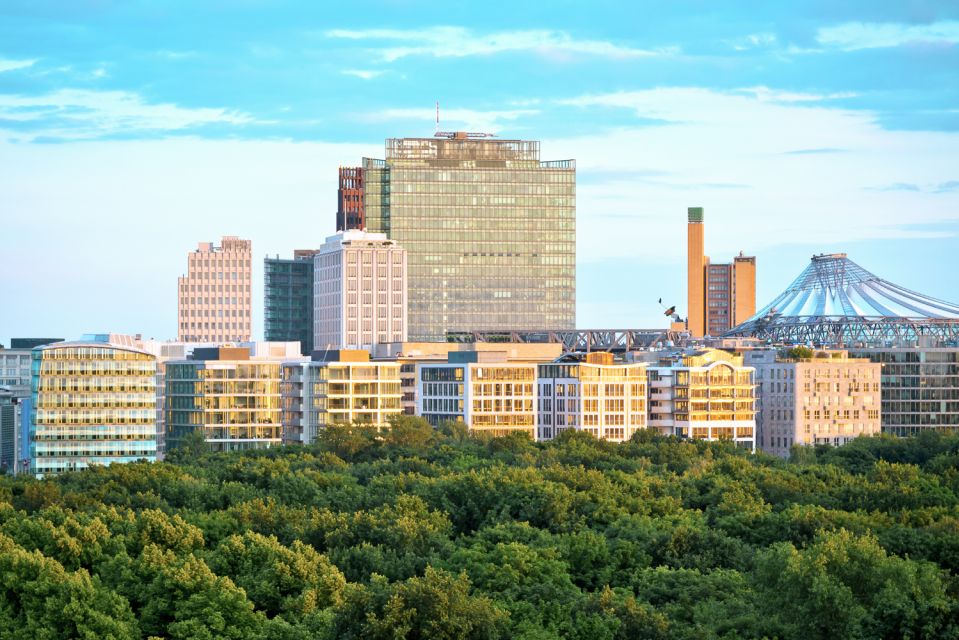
[2, 2, 959, 341]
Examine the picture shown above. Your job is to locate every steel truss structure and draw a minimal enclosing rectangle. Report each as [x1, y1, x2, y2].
[725, 253, 959, 346]
[446, 329, 684, 353]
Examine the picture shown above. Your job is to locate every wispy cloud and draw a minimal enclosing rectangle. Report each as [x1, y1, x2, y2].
[0, 89, 255, 142]
[817, 20, 959, 51]
[935, 180, 959, 193]
[326, 26, 676, 62]
[342, 69, 385, 80]
[866, 182, 921, 192]
[0, 58, 37, 73]
[738, 86, 857, 103]
[783, 147, 847, 155]
[359, 106, 538, 133]
[727, 32, 777, 51]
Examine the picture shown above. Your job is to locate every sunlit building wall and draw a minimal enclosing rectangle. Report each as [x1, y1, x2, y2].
[177, 236, 253, 343]
[28, 338, 158, 476]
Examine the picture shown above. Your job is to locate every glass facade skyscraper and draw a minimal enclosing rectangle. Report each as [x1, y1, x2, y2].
[264, 250, 317, 356]
[361, 135, 575, 341]
[29, 339, 158, 476]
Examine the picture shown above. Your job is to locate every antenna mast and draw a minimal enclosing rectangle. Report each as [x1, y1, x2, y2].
[435, 101, 439, 135]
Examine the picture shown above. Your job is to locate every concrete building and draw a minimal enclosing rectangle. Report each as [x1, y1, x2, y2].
[417, 351, 537, 439]
[361, 134, 576, 341]
[281, 349, 402, 445]
[646, 348, 756, 450]
[746, 349, 882, 457]
[848, 342, 959, 436]
[687, 207, 756, 337]
[337, 166, 365, 231]
[178, 236, 253, 343]
[537, 352, 648, 443]
[28, 336, 158, 476]
[0, 389, 22, 474]
[314, 230, 407, 350]
[373, 341, 563, 416]
[265, 250, 318, 356]
[165, 343, 305, 453]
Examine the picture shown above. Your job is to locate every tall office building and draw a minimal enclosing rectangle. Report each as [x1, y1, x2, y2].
[746, 349, 881, 457]
[28, 336, 158, 476]
[314, 230, 407, 350]
[687, 208, 756, 337]
[360, 134, 576, 341]
[178, 236, 253, 343]
[265, 249, 318, 355]
[337, 167, 365, 231]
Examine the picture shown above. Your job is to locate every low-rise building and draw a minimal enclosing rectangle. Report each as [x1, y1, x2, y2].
[417, 351, 537, 439]
[646, 348, 756, 450]
[281, 349, 402, 444]
[745, 348, 882, 457]
[537, 352, 648, 442]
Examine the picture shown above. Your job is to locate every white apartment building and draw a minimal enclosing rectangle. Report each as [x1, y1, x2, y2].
[537, 352, 648, 443]
[177, 236, 253, 343]
[314, 230, 407, 351]
[647, 348, 756, 451]
[745, 349, 882, 458]
[281, 349, 402, 444]
[417, 351, 537, 439]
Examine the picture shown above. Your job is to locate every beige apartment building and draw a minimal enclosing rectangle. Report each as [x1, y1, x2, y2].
[646, 348, 756, 450]
[745, 349, 882, 458]
[314, 230, 407, 351]
[281, 349, 402, 445]
[177, 236, 252, 343]
[417, 351, 537, 439]
[537, 352, 648, 443]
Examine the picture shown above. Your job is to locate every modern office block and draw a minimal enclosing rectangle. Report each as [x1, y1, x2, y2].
[361, 134, 576, 340]
[687, 208, 756, 337]
[265, 250, 318, 356]
[847, 343, 959, 436]
[537, 352, 648, 443]
[337, 166, 365, 231]
[647, 348, 756, 450]
[417, 351, 537, 439]
[177, 236, 253, 343]
[0, 389, 20, 474]
[165, 345, 302, 453]
[28, 337, 158, 476]
[281, 349, 402, 444]
[746, 349, 882, 457]
[314, 230, 407, 350]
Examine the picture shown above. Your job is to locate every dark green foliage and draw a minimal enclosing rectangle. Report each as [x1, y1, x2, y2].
[0, 424, 958, 638]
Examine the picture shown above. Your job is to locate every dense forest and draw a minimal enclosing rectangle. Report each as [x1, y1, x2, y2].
[2, 420, 959, 639]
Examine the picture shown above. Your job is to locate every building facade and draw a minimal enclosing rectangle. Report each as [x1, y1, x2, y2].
[281, 349, 401, 444]
[647, 348, 756, 450]
[177, 236, 253, 343]
[361, 134, 576, 341]
[337, 166, 365, 231]
[265, 250, 318, 356]
[314, 230, 407, 350]
[165, 346, 295, 453]
[687, 207, 756, 337]
[746, 349, 882, 458]
[848, 344, 959, 436]
[28, 338, 158, 476]
[417, 351, 537, 439]
[537, 352, 648, 443]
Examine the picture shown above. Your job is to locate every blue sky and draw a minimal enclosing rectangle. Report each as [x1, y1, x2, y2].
[1, 1, 958, 342]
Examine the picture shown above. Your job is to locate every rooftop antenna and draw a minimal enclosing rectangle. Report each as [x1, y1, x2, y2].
[435, 101, 439, 135]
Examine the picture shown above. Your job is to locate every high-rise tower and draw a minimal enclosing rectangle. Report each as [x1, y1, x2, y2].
[337, 167, 365, 231]
[687, 207, 706, 336]
[359, 134, 576, 341]
[177, 236, 252, 342]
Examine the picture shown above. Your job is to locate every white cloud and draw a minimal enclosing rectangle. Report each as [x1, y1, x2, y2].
[326, 26, 675, 62]
[727, 32, 777, 51]
[359, 106, 538, 134]
[0, 89, 255, 141]
[552, 87, 959, 264]
[0, 58, 37, 73]
[817, 20, 959, 50]
[342, 69, 385, 80]
[737, 86, 857, 103]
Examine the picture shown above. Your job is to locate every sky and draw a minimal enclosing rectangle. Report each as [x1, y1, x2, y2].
[1, 0, 958, 343]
